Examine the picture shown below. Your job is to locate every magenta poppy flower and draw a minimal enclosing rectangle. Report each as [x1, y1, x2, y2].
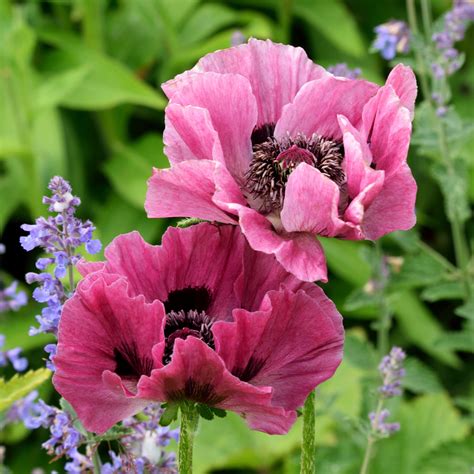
[145, 39, 417, 282]
[53, 224, 343, 435]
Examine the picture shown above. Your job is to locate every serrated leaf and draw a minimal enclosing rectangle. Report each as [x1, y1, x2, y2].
[343, 334, 378, 370]
[0, 369, 51, 411]
[371, 393, 469, 474]
[389, 252, 447, 290]
[431, 160, 471, 224]
[418, 437, 474, 474]
[403, 358, 443, 394]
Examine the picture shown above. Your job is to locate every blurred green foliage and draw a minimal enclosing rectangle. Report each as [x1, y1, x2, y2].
[0, 0, 473, 472]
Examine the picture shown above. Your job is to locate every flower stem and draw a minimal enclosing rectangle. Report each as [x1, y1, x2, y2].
[278, 0, 293, 43]
[179, 403, 199, 474]
[300, 390, 316, 474]
[359, 399, 383, 474]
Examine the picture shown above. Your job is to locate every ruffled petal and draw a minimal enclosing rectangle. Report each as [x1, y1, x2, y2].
[164, 104, 224, 165]
[213, 288, 343, 411]
[362, 163, 417, 239]
[100, 224, 245, 321]
[53, 277, 165, 433]
[275, 75, 378, 141]
[76, 260, 105, 277]
[362, 85, 413, 177]
[139, 337, 296, 434]
[280, 163, 346, 236]
[238, 207, 327, 282]
[386, 64, 417, 118]
[338, 115, 385, 227]
[145, 160, 240, 224]
[164, 38, 327, 126]
[235, 240, 319, 311]
[168, 72, 257, 181]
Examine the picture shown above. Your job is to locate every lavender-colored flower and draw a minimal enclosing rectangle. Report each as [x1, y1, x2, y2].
[0, 335, 28, 372]
[327, 63, 362, 79]
[431, 1, 474, 78]
[20, 176, 101, 339]
[373, 20, 410, 60]
[378, 346, 406, 398]
[369, 409, 400, 436]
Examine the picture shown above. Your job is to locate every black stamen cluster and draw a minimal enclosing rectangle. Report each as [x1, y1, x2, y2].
[245, 130, 345, 213]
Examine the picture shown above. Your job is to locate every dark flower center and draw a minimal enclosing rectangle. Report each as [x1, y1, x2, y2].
[245, 124, 345, 214]
[162, 309, 215, 364]
[114, 343, 154, 379]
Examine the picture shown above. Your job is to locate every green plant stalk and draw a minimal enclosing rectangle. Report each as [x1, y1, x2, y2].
[359, 399, 383, 474]
[179, 403, 199, 474]
[300, 390, 316, 474]
[278, 0, 293, 43]
[417, 0, 472, 299]
[91, 448, 102, 474]
[82, 0, 104, 52]
[375, 241, 391, 358]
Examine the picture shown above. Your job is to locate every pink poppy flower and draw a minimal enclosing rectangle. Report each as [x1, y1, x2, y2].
[53, 224, 343, 435]
[145, 39, 417, 282]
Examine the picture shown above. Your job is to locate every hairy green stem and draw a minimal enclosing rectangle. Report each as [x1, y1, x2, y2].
[179, 403, 199, 474]
[300, 390, 316, 474]
[91, 448, 102, 473]
[375, 241, 391, 358]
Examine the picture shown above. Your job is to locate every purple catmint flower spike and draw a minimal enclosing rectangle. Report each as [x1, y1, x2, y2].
[20, 176, 101, 343]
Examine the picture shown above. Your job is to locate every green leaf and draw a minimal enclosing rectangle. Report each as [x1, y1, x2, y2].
[390, 291, 460, 366]
[431, 160, 471, 224]
[371, 393, 469, 474]
[180, 4, 237, 45]
[210, 407, 227, 418]
[343, 287, 380, 312]
[455, 299, 474, 319]
[389, 252, 447, 290]
[403, 358, 444, 394]
[103, 134, 168, 209]
[320, 238, 371, 287]
[177, 218, 205, 228]
[436, 331, 474, 352]
[196, 404, 214, 421]
[93, 193, 168, 247]
[160, 403, 179, 426]
[419, 438, 474, 474]
[343, 334, 378, 370]
[0, 369, 51, 411]
[34, 66, 90, 110]
[421, 281, 465, 302]
[38, 28, 166, 110]
[294, 0, 365, 57]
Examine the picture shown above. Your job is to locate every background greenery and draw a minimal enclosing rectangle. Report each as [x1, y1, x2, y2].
[0, 0, 473, 472]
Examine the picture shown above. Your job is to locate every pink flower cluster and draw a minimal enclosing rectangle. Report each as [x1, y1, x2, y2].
[53, 39, 416, 436]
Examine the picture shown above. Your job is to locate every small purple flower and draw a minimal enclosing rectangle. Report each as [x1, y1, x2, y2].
[369, 409, 400, 437]
[0, 335, 28, 372]
[0, 280, 27, 313]
[431, 1, 474, 78]
[327, 63, 362, 79]
[373, 20, 410, 60]
[231, 30, 246, 46]
[378, 346, 406, 398]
